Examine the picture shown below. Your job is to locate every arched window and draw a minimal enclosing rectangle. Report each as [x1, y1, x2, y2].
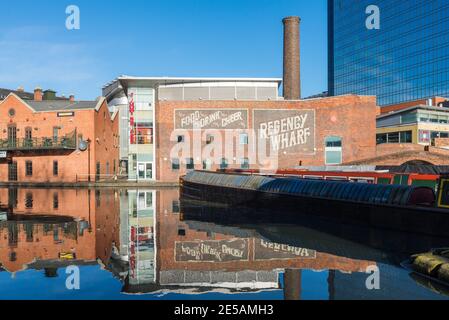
[325, 136, 342, 165]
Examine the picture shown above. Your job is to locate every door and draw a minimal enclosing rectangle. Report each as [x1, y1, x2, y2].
[137, 162, 153, 180]
[8, 161, 17, 181]
[8, 126, 16, 148]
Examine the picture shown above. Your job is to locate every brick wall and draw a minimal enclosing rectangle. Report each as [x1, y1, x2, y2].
[0, 94, 119, 183]
[156, 95, 377, 182]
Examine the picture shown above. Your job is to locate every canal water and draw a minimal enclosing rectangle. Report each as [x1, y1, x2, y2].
[0, 187, 448, 300]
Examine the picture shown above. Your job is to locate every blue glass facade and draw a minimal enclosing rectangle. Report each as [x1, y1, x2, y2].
[328, 0, 449, 106]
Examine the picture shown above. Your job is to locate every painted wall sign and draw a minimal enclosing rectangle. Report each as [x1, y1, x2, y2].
[175, 109, 248, 130]
[0, 151, 6, 158]
[175, 239, 249, 262]
[253, 239, 316, 260]
[253, 109, 316, 154]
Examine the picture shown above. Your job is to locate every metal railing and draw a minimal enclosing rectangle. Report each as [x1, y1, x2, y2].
[0, 132, 77, 151]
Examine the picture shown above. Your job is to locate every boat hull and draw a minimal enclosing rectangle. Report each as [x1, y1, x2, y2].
[180, 180, 449, 238]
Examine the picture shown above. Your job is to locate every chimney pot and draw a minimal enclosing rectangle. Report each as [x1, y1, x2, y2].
[34, 87, 43, 101]
[283, 16, 301, 100]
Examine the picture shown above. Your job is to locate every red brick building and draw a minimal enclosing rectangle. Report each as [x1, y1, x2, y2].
[156, 95, 378, 182]
[0, 90, 119, 183]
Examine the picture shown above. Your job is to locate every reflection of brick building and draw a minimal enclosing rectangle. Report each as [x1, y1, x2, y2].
[0, 188, 120, 273]
[154, 189, 374, 291]
[0, 90, 119, 183]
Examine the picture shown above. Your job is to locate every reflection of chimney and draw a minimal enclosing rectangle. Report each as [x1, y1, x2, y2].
[70, 94, 75, 102]
[34, 87, 43, 101]
[283, 16, 301, 100]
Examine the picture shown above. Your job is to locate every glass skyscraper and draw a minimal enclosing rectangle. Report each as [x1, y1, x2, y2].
[328, 0, 449, 106]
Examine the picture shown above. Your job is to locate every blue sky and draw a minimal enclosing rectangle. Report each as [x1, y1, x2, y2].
[0, 0, 328, 100]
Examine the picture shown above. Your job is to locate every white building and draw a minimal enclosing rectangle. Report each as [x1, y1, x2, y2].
[102, 76, 282, 181]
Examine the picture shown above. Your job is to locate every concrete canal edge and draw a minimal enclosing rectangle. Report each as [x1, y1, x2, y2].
[0, 181, 180, 188]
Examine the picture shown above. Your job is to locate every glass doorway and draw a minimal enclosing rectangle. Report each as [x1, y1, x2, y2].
[137, 162, 153, 180]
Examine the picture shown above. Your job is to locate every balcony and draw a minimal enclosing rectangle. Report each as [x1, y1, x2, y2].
[0, 131, 77, 151]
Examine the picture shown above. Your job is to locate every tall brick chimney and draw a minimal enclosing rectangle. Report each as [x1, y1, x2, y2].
[34, 87, 43, 101]
[283, 16, 301, 100]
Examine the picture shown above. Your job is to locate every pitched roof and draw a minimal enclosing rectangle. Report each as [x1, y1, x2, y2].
[0, 88, 33, 100]
[0, 88, 69, 101]
[27, 100, 99, 112]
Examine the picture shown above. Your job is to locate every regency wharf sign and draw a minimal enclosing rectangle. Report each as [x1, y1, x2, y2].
[175, 109, 248, 130]
[253, 109, 316, 154]
[253, 239, 316, 261]
[175, 239, 249, 262]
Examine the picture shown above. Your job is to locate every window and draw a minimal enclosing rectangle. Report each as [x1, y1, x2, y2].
[325, 137, 342, 165]
[377, 131, 413, 144]
[53, 127, 59, 142]
[401, 113, 417, 124]
[172, 201, 180, 213]
[135, 122, 153, 144]
[8, 162, 17, 182]
[25, 192, 33, 209]
[186, 158, 194, 170]
[240, 158, 250, 169]
[177, 135, 184, 143]
[206, 134, 214, 145]
[53, 193, 59, 209]
[53, 161, 58, 176]
[96, 162, 101, 181]
[25, 161, 33, 176]
[8, 125, 16, 147]
[220, 158, 228, 170]
[178, 229, 186, 236]
[376, 133, 387, 145]
[239, 133, 249, 145]
[387, 132, 399, 143]
[171, 159, 180, 170]
[400, 131, 413, 143]
[203, 159, 212, 170]
[25, 127, 32, 140]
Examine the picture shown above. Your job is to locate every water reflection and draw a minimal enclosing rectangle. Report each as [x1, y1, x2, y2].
[0, 188, 448, 300]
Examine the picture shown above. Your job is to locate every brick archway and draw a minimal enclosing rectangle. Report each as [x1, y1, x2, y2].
[401, 160, 435, 166]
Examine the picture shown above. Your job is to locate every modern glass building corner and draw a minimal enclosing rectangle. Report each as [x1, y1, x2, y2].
[328, 0, 449, 106]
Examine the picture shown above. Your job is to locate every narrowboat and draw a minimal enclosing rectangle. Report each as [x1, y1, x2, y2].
[180, 171, 449, 237]
[222, 168, 440, 189]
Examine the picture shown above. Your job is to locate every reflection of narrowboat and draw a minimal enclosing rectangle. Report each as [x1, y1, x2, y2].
[180, 171, 449, 237]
